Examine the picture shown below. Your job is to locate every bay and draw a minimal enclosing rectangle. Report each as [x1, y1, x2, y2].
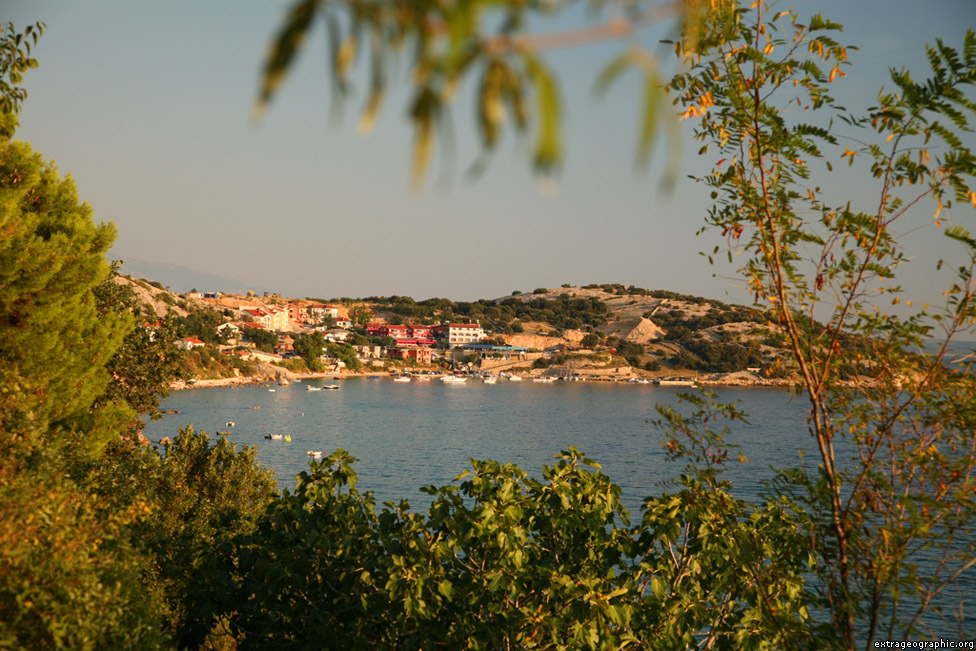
[142, 376, 973, 634]
[143, 377, 816, 512]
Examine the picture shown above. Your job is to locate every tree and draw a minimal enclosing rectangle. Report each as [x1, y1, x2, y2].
[580, 332, 603, 348]
[93, 269, 189, 425]
[668, 6, 976, 645]
[0, 132, 132, 451]
[242, 325, 278, 353]
[0, 22, 43, 138]
[293, 330, 328, 371]
[350, 304, 373, 328]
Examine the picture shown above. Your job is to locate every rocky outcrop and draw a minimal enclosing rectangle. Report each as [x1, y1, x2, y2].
[598, 317, 665, 344]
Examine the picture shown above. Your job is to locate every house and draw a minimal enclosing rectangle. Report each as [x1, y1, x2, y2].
[325, 328, 351, 342]
[334, 318, 353, 329]
[460, 344, 528, 360]
[216, 322, 241, 344]
[366, 323, 436, 346]
[276, 335, 295, 354]
[434, 322, 486, 348]
[139, 320, 161, 342]
[354, 344, 384, 359]
[176, 337, 206, 350]
[388, 346, 433, 364]
[308, 304, 340, 320]
[286, 303, 309, 325]
[243, 308, 273, 330]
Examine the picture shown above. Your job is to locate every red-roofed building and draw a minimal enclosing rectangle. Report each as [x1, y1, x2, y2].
[366, 323, 435, 345]
[286, 303, 309, 325]
[388, 346, 433, 364]
[176, 336, 206, 350]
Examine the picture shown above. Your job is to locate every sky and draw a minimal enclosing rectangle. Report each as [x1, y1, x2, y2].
[8, 0, 976, 307]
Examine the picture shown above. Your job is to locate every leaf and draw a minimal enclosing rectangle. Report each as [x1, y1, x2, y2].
[593, 51, 634, 97]
[524, 55, 562, 174]
[637, 69, 662, 168]
[256, 0, 321, 115]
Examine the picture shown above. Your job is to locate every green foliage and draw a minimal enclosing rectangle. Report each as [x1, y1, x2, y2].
[326, 340, 362, 371]
[85, 427, 277, 645]
[673, 4, 976, 644]
[0, 22, 43, 138]
[242, 325, 278, 353]
[196, 446, 811, 649]
[0, 455, 168, 649]
[176, 309, 224, 344]
[0, 137, 132, 450]
[93, 271, 189, 422]
[293, 330, 327, 371]
[580, 332, 603, 348]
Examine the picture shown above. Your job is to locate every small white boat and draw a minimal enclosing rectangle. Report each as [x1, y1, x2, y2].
[508, 375, 523, 382]
[307, 450, 323, 458]
[414, 375, 430, 382]
[323, 384, 340, 390]
[225, 421, 236, 427]
[393, 376, 411, 383]
[307, 386, 322, 391]
[268, 388, 276, 392]
[482, 376, 497, 384]
[266, 434, 284, 440]
[440, 375, 467, 383]
[533, 377, 555, 383]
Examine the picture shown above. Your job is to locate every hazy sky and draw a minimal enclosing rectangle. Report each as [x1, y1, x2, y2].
[8, 0, 976, 306]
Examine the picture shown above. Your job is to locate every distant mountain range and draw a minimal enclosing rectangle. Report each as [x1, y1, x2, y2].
[111, 256, 261, 295]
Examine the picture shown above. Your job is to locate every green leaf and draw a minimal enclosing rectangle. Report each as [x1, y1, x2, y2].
[256, 0, 321, 115]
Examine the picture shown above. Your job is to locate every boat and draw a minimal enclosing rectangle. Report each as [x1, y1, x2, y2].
[508, 375, 523, 382]
[414, 375, 430, 382]
[306, 386, 322, 391]
[268, 388, 276, 392]
[323, 384, 340, 390]
[278, 378, 290, 386]
[266, 434, 284, 440]
[440, 375, 467, 383]
[393, 376, 411, 383]
[225, 421, 236, 427]
[482, 376, 498, 384]
[307, 450, 323, 459]
[533, 377, 556, 383]
[657, 379, 695, 386]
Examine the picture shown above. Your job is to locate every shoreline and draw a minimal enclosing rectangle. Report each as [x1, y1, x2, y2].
[171, 370, 797, 391]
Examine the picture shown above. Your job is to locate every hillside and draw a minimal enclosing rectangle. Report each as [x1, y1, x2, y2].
[120, 279, 797, 385]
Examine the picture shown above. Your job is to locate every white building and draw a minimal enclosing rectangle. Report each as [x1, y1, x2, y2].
[436, 322, 486, 348]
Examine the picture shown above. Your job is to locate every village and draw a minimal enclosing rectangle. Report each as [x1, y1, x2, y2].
[150, 286, 790, 387]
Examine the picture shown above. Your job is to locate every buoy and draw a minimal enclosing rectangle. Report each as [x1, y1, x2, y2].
[253, 406, 261, 410]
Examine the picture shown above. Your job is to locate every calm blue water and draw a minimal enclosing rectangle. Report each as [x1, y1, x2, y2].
[142, 377, 974, 634]
[143, 378, 815, 512]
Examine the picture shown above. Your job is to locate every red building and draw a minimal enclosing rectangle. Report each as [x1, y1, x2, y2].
[286, 303, 309, 325]
[389, 347, 433, 364]
[365, 323, 435, 345]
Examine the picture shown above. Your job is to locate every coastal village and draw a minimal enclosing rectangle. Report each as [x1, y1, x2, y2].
[123, 279, 795, 388]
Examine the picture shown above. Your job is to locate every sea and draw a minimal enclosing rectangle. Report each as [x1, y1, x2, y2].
[143, 373, 974, 636]
[143, 377, 817, 511]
